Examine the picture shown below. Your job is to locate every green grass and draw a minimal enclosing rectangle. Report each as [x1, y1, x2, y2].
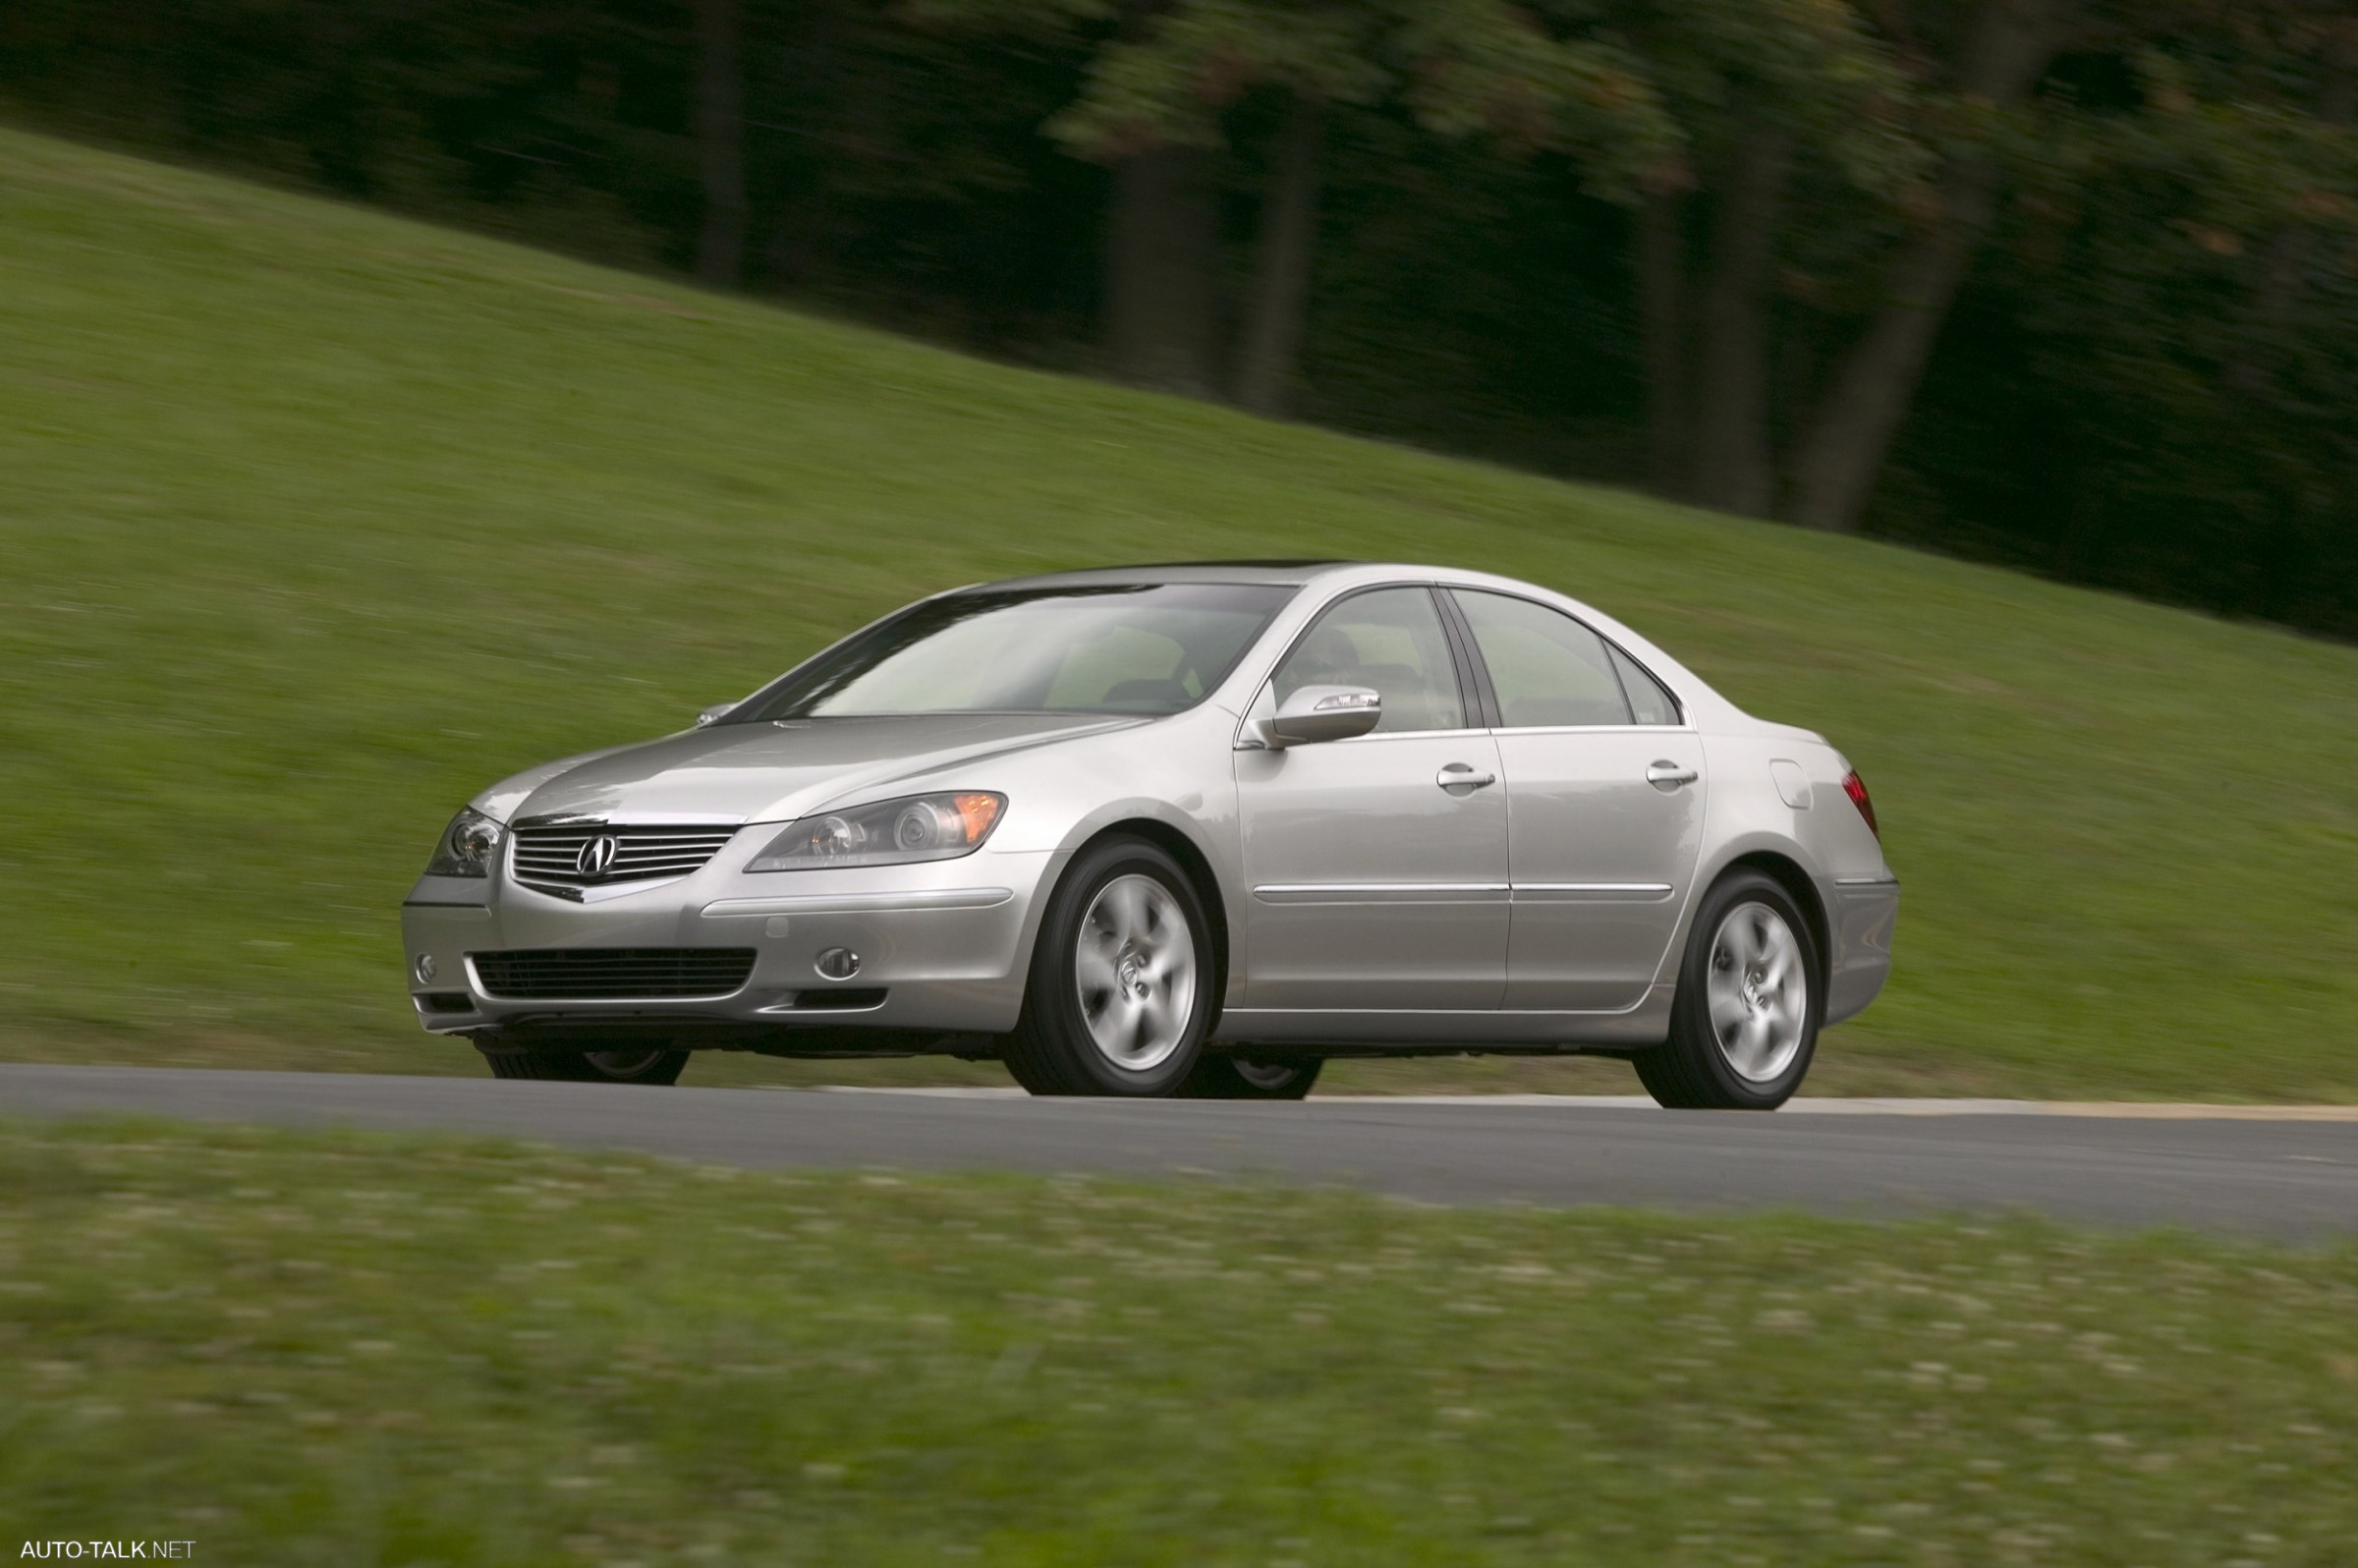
[3, 125, 2356, 1098]
[3, 1120, 2354, 1564]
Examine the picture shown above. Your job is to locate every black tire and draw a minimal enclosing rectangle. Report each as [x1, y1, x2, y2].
[1179, 1053, 1323, 1099]
[1002, 836, 1216, 1097]
[480, 1045, 689, 1086]
[1634, 869, 1822, 1110]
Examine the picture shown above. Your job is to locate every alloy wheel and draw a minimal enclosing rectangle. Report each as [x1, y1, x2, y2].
[1073, 873, 1198, 1072]
[1704, 901, 1809, 1083]
[586, 1049, 670, 1079]
[1230, 1058, 1304, 1092]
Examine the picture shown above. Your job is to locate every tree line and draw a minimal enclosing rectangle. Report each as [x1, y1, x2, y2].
[7, 0, 2355, 635]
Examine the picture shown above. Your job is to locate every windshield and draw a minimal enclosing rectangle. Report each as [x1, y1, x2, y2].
[729, 584, 1298, 721]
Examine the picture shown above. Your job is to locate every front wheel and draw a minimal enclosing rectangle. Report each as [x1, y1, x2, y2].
[1634, 869, 1821, 1110]
[1002, 836, 1214, 1096]
[480, 1045, 689, 1086]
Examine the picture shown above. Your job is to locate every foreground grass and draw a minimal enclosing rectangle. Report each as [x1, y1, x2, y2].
[4, 127, 2357, 1096]
[2, 1121, 2354, 1565]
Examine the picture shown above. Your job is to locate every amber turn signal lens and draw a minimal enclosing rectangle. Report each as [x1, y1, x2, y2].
[953, 792, 1003, 843]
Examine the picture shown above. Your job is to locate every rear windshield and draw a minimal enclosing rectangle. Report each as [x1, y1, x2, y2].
[728, 584, 1298, 721]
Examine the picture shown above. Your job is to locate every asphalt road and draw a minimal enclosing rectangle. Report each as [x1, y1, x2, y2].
[6, 1064, 2356, 1239]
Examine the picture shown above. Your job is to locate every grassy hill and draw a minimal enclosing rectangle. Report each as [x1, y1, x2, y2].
[3, 126, 2354, 1099]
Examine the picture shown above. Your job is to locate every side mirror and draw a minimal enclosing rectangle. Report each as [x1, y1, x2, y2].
[696, 702, 736, 729]
[1269, 685, 1381, 748]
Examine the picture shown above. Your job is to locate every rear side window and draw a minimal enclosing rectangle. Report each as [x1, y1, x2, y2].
[1609, 644, 1682, 726]
[1451, 590, 1631, 728]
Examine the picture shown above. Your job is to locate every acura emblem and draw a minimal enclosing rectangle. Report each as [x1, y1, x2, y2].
[576, 834, 620, 878]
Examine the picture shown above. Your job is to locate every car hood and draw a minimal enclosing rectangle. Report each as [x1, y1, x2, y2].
[503, 712, 1140, 826]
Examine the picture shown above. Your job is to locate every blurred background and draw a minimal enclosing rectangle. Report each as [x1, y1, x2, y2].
[6, 8, 2358, 1558]
[7, 0, 2357, 631]
[1, 1, 2355, 1098]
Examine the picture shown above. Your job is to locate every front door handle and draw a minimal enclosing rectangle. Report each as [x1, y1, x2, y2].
[1437, 762, 1496, 793]
[1646, 761, 1700, 788]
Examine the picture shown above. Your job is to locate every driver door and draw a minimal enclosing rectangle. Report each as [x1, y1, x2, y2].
[1233, 586, 1509, 1011]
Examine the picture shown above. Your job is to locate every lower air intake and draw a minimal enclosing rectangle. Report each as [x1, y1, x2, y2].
[472, 948, 757, 1000]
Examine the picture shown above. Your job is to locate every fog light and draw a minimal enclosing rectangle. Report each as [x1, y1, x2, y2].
[413, 953, 437, 984]
[814, 947, 862, 980]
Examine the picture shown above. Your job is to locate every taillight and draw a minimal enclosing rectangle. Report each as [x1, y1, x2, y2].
[1841, 768, 1880, 841]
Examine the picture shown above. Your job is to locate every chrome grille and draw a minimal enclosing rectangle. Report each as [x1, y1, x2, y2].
[510, 823, 738, 897]
[473, 948, 757, 1000]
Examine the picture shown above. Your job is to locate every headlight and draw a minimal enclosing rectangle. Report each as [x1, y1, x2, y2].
[424, 808, 505, 878]
[746, 792, 1004, 872]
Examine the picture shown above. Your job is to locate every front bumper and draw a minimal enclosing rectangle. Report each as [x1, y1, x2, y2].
[400, 834, 1061, 1049]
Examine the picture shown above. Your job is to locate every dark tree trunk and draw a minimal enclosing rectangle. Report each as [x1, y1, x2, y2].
[693, 0, 747, 288]
[1638, 190, 1688, 495]
[1234, 95, 1322, 417]
[1688, 128, 1790, 516]
[2225, 29, 2352, 621]
[2225, 229, 2317, 399]
[2225, 31, 2352, 398]
[1785, 0, 2075, 532]
[1104, 146, 1221, 395]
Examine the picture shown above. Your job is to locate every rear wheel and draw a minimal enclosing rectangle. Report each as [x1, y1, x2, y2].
[1634, 869, 1820, 1110]
[480, 1045, 689, 1086]
[1180, 1053, 1322, 1100]
[1003, 837, 1214, 1097]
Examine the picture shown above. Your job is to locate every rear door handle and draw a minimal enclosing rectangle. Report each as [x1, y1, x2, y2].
[1646, 761, 1700, 788]
[1437, 762, 1496, 792]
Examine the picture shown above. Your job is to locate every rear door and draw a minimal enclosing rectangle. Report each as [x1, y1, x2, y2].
[1444, 589, 1706, 1011]
[1234, 586, 1509, 1010]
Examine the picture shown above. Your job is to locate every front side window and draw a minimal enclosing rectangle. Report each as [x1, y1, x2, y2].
[1272, 587, 1465, 734]
[1451, 590, 1632, 728]
[731, 583, 1296, 720]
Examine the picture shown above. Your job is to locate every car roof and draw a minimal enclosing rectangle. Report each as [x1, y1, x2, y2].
[974, 561, 1360, 589]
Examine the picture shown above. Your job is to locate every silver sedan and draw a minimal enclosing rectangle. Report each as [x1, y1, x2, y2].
[402, 562, 1897, 1107]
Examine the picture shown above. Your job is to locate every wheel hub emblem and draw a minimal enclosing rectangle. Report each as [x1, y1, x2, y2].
[576, 834, 619, 878]
[1117, 951, 1149, 999]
